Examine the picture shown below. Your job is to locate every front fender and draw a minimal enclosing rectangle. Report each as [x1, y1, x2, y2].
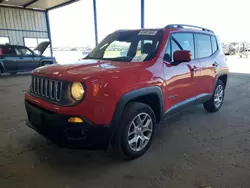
[110, 86, 164, 126]
[106, 86, 164, 144]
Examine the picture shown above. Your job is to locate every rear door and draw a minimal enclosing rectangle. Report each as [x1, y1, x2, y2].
[195, 34, 217, 95]
[14, 46, 38, 71]
[0, 46, 18, 72]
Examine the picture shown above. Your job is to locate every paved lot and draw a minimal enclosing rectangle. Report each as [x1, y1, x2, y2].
[1, 73, 250, 188]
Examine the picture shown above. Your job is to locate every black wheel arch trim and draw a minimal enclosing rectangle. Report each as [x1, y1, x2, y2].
[111, 86, 164, 125]
[107, 86, 164, 145]
[214, 70, 228, 90]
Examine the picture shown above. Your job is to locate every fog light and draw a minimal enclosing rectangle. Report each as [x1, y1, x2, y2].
[68, 117, 83, 123]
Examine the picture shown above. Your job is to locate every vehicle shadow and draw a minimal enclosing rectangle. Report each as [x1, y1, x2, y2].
[26, 135, 129, 177]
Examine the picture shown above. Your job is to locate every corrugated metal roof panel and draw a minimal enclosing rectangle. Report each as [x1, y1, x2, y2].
[0, 8, 48, 45]
[0, 0, 78, 10]
[0, 8, 47, 31]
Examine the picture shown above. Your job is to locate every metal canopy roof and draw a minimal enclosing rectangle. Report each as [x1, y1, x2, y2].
[0, 0, 78, 11]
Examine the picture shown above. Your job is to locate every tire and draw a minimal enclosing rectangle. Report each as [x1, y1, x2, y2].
[0, 67, 3, 76]
[111, 102, 156, 160]
[203, 80, 225, 113]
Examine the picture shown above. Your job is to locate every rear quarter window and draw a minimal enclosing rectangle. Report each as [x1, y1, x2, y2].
[211, 36, 218, 53]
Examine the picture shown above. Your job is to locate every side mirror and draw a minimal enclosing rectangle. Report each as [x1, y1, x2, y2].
[173, 50, 192, 65]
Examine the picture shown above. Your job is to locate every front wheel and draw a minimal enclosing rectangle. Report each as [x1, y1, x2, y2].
[203, 80, 225, 112]
[112, 102, 156, 160]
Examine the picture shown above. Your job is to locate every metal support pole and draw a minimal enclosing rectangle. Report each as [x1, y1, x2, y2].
[45, 10, 53, 56]
[141, 0, 144, 28]
[93, 0, 98, 46]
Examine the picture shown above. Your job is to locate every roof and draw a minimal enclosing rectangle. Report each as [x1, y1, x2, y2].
[0, 0, 79, 11]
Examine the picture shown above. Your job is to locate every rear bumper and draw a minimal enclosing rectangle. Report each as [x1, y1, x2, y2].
[25, 100, 112, 149]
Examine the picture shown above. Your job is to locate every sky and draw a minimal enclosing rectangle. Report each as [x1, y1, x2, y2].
[49, 0, 250, 47]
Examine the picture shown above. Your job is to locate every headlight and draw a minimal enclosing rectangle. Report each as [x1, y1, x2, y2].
[71, 82, 85, 101]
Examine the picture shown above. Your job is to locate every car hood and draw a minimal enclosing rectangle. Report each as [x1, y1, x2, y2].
[33, 59, 144, 81]
[34, 41, 50, 55]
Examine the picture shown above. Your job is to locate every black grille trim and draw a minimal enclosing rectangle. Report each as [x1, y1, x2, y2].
[31, 76, 63, 102]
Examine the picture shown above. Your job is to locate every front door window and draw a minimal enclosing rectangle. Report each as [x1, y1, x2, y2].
[14, 47, 33, 56]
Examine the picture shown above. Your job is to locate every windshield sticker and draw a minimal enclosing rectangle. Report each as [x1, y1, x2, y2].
[131, 54, 148, 62]
[138, 30, 158, 36]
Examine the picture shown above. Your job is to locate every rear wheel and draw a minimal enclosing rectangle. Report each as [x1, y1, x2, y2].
[203, 80, 225, 112]
[112, 102, 156, 160]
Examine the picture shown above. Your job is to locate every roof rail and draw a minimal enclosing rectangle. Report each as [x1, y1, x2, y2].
[165, 24, 214, 33]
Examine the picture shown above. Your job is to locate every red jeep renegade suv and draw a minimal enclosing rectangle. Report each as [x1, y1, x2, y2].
[25, 24, 229, 159]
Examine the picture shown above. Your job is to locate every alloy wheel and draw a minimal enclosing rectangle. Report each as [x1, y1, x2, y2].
[214, 85, 224, 108]
[127, 113, 153, 152]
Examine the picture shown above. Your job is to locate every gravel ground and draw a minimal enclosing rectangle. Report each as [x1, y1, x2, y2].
[0, 73, 250, 188]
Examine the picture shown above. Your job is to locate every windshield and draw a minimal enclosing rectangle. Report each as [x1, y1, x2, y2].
[86, 30, 163, 62]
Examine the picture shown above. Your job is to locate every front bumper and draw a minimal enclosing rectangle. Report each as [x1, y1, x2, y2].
[25, 100, 112, 149]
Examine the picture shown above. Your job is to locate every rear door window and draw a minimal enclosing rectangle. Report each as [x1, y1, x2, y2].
[195, 34, 212, 58]
[1, 46, 16, 56]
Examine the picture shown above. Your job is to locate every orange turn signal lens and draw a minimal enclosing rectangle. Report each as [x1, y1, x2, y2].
[93, 84, 99, 96]
[68, 117, 83, 123]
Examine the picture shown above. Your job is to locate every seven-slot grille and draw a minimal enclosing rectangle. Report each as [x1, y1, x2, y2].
[31, 76, 63, 102]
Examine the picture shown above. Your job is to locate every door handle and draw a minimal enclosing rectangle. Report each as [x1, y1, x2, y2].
[18, 57, 24, 59]
[212, 61, 218, 67]
[191, 66, 198, 72]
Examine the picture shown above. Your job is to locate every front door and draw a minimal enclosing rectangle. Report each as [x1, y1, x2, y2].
[163, 32, 201, 116]
[14, 46, 38, 71]
[0, 46, 18, 72]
